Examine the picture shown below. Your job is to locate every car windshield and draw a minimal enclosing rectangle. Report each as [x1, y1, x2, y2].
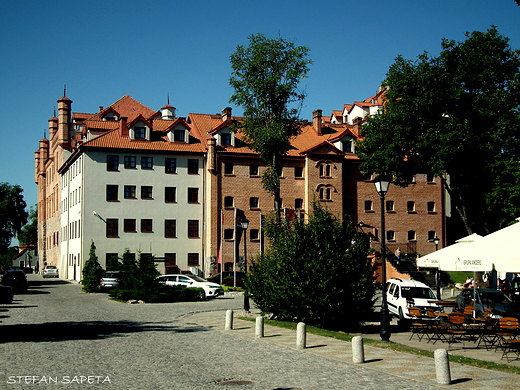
[46, 266, 57, 269]
[104, 273, 120, 278]
[478, 291, 512, 305]
[401, 287, 436, 300]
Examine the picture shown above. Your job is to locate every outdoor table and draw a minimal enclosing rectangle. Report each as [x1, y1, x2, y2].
[428, 300, 456, 313]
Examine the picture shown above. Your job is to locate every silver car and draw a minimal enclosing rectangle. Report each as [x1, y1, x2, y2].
[99, 271, 124, 290]
[42, 265, 59, 278]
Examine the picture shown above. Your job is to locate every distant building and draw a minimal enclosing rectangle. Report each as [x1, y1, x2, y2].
[35, 90, 445, 281]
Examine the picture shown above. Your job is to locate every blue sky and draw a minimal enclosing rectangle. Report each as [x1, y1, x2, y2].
[1, 0, 519, 212]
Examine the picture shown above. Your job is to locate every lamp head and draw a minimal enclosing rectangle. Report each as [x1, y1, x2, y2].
[373, 174, 391, 196]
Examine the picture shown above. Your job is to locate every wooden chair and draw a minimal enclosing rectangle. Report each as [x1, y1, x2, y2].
[446, 312, 469, 346]
[495, 317, 520, 361]
[424, 308, 448, 344]
[407, 307, 428, 341]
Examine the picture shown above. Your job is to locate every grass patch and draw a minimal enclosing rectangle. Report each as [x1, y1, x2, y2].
[239, 317, 520, 375]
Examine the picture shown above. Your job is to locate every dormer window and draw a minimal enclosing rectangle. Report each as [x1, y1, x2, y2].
[174, 129, 185, 142]
[134, 127, 146, 139]
[221, 133, 232, 146]
[342, 140, 353, 153]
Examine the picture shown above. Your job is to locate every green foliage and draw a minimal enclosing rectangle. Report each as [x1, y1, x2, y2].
[18, 205, 37, 246]
[229, 34, 312, 219]
[245, 202, 375, 330]
[0, 246, 19, 269]
[357, 27, 520, 235]
[81, 241, 104, 293]
[0, 183, 28, 253]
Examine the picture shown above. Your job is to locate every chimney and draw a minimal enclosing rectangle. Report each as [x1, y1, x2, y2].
[120, 117, 128, 137]
[57, 95, 72, 146]
[99, 106, 104, 112]
[312, 109, 323, 135]
[221, 107, 232, 122]
[353, 117, 362, 137]
[207, 137, 216, 172]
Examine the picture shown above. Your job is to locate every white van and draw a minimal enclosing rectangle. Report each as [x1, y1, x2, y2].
[385, 278, 438, 320]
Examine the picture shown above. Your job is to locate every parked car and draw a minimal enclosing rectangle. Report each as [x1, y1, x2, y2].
[0, 284, 14, 303]
[157, 274, 224, 299]
[386, 278, 439, 320]
[206, 271, 246, 287]
[1, 269, 28, 293]
[42, 265, 59, 278]
[455, 288, 520, 318]
[99, 271, 124, 290]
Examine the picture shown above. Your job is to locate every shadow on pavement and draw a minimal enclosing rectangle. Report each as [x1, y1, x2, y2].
[28, 279, 72, 287]
[0, 320, 210, 343]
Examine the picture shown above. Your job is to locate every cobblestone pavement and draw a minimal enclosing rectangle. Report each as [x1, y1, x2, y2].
[1, 275, 517, 390]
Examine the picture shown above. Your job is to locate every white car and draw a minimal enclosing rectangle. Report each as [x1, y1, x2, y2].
[156, 274, 224, 299]
[42, 265, 59, 278]
[385, 278, 438, 320]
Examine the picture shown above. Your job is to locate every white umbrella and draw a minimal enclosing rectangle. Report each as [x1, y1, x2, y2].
[416, 233, 483, 270]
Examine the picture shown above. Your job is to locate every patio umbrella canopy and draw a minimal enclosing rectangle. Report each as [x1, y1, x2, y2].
[416, 233, 483, 270]
[416, 220, 520, 273]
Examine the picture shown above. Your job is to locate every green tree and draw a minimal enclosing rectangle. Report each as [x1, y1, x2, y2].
[245, 202, 374, 330]
[18, 205, 37, 246]
[229, 34, 312, 221]
[0, 183, 28, 253]
[356, 27, 520, 235]
[81, 241, 104, 293]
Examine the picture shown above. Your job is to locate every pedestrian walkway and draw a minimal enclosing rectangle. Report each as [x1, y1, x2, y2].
[188, 310, 520, 389]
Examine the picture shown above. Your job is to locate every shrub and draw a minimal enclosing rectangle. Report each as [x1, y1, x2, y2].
[245, 202, 375, 330]
[81, 241, 104, 293]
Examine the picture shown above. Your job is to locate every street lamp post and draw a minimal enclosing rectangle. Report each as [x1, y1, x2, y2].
[434, 235, 440, 251]
[374, 174, 391, 342]
[240, 217, 250, 312]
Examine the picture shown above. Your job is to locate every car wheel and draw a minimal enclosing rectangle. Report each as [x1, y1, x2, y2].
[398, 307, 405, 321]
[197, 289, 206, 300]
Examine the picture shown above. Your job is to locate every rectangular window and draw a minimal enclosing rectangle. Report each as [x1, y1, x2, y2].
[387, 231, 395, 241]
[165, 220, 176, 237]
[165, 253, 178, 274]
[250, 229, 259, 241]
[106, 185, 118, 201]
[141, 186, 153, 199]
[295, 198, 303, 209]
[249, 165, 259, 176]
[107, 155, 119, 171]
[250, 197, 259, 209]
[407, 201, 416, 212]
[427, 173, 435, 183]
[123, 219, 136, 233]
[428, 231, 436, 241]
[124, 156, 136, 169]
[408, 231, 417, 241]
[174, 129, 185, 142]
[224, 229, 234, 240]
[224, 196, 234, 208]
[165, 187, 176, 203]
[141, 157, 153, 169]
[224, 163, 234, 175]
[134, 127, 146, 139]
[124, 219, 136, 232]
[342, 140, 352, 153]
[106, 218, 118, 237]
[187, 159, 199, 174]
[187, 188, 199, 203]
[294, 167, 303, 178]
[165, 158, 177, 173]
[188, 220, 199, 238]
[221, 133, 232, 145]
[364, 200, 373, 212]
[386, 200, 394, 212]
[124, 185, 136, 199]
[141, 219, 153, 233]
[427, 201, 436, 213]
[187, 253, 199, 266]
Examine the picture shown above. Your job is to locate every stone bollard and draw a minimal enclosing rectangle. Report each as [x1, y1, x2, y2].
[434, 348, 451, 385]
[296, 322, 306, 349]
[352, 336, 365, 363]
[225, 309, 234, 330]
[451, 288, 455, 297]
[255, 316, 264, 338]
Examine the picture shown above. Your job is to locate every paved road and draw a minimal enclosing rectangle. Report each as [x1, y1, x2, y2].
[2, 275, 441, 390]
